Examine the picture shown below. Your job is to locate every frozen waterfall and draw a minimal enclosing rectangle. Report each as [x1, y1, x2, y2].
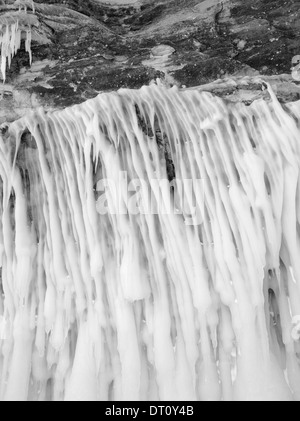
[0, 84, 300, 401]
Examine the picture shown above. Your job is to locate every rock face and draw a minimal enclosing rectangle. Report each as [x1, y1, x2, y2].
[0, 0, 300, 123]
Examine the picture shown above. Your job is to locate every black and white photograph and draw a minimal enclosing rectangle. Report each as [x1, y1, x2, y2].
[0, 0, 300, 403]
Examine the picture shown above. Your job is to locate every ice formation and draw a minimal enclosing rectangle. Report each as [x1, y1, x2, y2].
[0, 3, 34, 82]
[0, 84, 300, 401]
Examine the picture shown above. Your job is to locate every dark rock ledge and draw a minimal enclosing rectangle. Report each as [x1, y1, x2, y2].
[0, 0, 300, 123]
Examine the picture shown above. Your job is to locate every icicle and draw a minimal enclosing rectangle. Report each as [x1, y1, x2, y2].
[0, 2, 34, 82]
[25, 28, 32, 64]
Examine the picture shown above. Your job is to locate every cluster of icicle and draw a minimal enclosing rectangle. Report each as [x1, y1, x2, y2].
[0, 1, 34, 81]
[0, 83, 300, 401]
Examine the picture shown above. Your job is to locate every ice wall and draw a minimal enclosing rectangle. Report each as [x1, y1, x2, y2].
[0, 84, 300, 401]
